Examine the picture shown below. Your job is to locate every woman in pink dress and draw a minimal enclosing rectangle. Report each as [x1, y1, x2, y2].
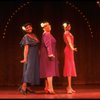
[40, 22, 59, 94]
[63, 22, 77, 94]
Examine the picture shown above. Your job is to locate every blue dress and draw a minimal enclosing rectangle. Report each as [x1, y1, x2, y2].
[20, 34, 40, 85]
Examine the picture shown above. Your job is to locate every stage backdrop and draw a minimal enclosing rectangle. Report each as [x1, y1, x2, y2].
[0, 1, 100, 86]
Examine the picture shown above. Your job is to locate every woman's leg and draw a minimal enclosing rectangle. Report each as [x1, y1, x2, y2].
[47, 77, 55, 93]
[67, 76, 72, 93]
[44, 79, 49, 93]
[44, 79, 48, 90]
[18, 82, 27, 95]
[67, 76, 71, 88]
[22, 82, 27, 91]
[67, 76, 76, 93]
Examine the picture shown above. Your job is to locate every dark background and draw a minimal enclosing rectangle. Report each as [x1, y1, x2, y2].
[0, 0, 100, 86]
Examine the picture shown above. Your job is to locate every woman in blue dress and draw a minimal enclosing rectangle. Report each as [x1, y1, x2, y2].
[19, 23, 40, 95]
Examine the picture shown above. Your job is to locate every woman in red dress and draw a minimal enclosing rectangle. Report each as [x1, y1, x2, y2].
[63, 22, 77, 94]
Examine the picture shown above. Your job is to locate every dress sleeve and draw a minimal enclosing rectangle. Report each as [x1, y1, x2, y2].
[43, 33, 53, 55]
[20, 35, 31, 46]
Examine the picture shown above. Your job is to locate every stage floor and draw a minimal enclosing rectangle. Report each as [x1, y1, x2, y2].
[0, 84, 100, 99]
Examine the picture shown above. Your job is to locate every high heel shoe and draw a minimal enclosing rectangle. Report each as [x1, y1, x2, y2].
[44, 88, 49, 93]
[66, 88, 72, 94]
[18, 86, 27, 95]
[67, 89, 72, 94]
[71, 88, 76, 93]
[20, 88, 27, 95]
[26, 88, 34, 93]
[46, 89, 56, 94]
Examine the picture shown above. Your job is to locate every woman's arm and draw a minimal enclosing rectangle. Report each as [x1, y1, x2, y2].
[67, 36, 77, 51]
[20, 44, 29, 63]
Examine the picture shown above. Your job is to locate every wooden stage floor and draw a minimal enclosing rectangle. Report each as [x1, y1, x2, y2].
[0, 84, 100, 99]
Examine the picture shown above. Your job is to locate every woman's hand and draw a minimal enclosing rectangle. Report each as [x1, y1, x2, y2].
[48, 54, 55, 61]
[20, 59, 27, 63]
[73, 48, 77, 52]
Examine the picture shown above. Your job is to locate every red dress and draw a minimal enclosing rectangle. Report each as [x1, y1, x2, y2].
[63, 31, 77, 77]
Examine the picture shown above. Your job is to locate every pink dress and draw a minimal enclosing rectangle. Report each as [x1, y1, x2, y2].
[63, 31, 77, 77]
[40, 32, 59, 78]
